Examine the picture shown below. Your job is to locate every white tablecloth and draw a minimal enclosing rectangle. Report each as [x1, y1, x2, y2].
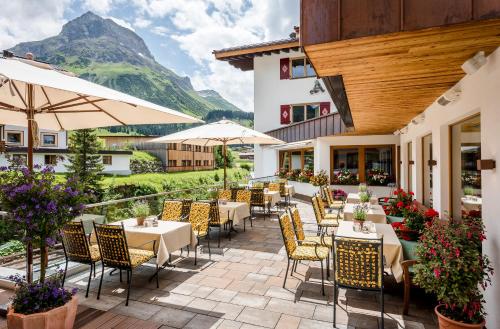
[461, 197, 482, 211]
[343, 204, 387, 223]
[95, 218, 197, 266]
[346, 193, 378, 205]
[219, 201, 250, 226]
[265, 191, 281, 206]
[284, 185, 295, 196]
[336, 221, 404, 282]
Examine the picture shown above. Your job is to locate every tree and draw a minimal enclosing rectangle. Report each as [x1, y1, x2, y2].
[66, 129, 104, 200]
[214, 145, 235, 169]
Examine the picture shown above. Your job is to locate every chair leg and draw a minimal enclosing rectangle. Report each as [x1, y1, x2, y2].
[218, 225, 221, 248]
[126, 270, 132, 306]
[156, 263, 159, 288]
[380, 288, 384, 329]
[119, 269, 122, 282]
[85, 263, 93, 298]
[97, 263, 105, 300]
[62, 259, 68, 287]
[317, 226, 321, 236]
[244, 218, 246, 232]
[326, 254, 330, 278]
[93, 262, 96, 278]
[283, 258, 290, 288]
[194, 238, 198, 265]
[333, 284, 337, 328]
[320, 260, 325, 296]
[207, 234, 211, 260]
[293, 260, 298, 273]
[403, 276, 410, 315]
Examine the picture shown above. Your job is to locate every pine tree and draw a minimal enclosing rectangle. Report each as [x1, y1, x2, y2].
[214, 146, 235, 169]
[66, 129, 104, 200]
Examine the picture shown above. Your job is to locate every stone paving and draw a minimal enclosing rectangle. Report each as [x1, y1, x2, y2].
[62, 199, 436, 328]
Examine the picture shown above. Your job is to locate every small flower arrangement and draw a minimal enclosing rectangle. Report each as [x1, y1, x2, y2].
[366, 169, 391, 186]
[352, 204, 367, 221]
[276, 168, 288, 179]
[333, 189, 347, 200]
[286, 169, 302, 181]
[298, 169, 313, 183]
[359, 190, 372, 204]
[358, 183, 367, 193]
[414, 217, 493, 324]
[131, 201, 150, 225]
[9, 272, 77, 315]
[310, 170, 329, 186]
[384, 188, 414, 217]
[332, 169, 359, 185]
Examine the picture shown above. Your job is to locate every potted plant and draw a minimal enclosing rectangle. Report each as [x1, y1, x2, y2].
[358, 183, 368, 193]
[352, 204, 367, 229]
[413, 217, 493, 329]
[463, 186, 475, 199]
[310, 170, 329, 186]
[0, 166, 85, 329]
[332, 169, 359, 185]
[131, 201, 150, 226]
[359, 190, 372, 205]
[384, 188, 414, 223]
[366, 169, 390, 186]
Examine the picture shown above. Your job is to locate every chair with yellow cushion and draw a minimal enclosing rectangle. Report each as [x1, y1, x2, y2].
[268, 182, 280, 192]
[209, 200, 229, 247]
[217, 189, 232, 201]
[278, 212, 329, 295]
[188, 202, 212, 265]
[312, 195, 340, 236]
[323, 186, 345, 213]
[93, 222, 158, 306]
[333, 236, 384, 329]
[61, 221, 101, 298]
[250, 188, 269, 219]
[235, 189, 252, 231]
[160, 200, 184, 221]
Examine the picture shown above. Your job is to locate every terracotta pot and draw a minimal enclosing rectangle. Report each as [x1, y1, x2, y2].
[7, 296, 78, 329]
[136, 216, 145, 226]
[435, 305, 485, 329]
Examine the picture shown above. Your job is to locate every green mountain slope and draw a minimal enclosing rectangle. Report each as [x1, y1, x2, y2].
[9, 11, 245, 130]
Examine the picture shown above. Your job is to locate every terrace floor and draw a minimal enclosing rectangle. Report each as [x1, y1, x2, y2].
[1, 199, 437, 329]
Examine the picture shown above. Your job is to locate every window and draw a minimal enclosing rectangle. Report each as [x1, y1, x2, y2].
[292, 105, 305, 123]
[44, 155, 57, 165]
[168, 160, 177, 167]
[182, 160, 192, 167]
[333, 148, 359, 179]
[6, 131, 23, 145]
[365, 146, 394, 186]
[41, 133, 57, 147]
[102, 155, 112, 165]
[168, 143, 177, 150]
[204, 160, 209, 166]
[290, 57, 315, 79]
[407, 142, 414, 193]
[291, 103, 322, 123]
[279, 149, 314, 171]
[12, 154, 27, 165]
[195, 160, 202, 166]
[303, 150, 314, 171]
[422, 134, 433, 207]
[451, 115, 481, 220]
[306, 104, 319, 120]
[181, 144, 192, 151]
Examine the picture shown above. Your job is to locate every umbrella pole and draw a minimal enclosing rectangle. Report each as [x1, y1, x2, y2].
[26, 84, 34, 283]
[223, 141, 227, 189]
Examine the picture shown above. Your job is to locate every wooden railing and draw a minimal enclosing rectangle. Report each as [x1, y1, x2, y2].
[265, 112, 346, 143]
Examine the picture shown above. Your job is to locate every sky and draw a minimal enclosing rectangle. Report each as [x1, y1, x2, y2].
[0, 0, 300, 112]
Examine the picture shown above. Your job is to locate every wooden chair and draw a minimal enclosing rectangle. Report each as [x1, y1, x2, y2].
[160, 200, 184, 221]
[188, 202, 212, 265]
[311, 195, 339, 235]
[323, 186, 345, 212]
[235, 189, 252, 231]
[278, 212, 329, 295]
[230, 187, 245, 201]
[209, 200, 229, 247]
[93, 222, 157, 306]
[250, 188, 268, 219]
[61, 221, 101, 298]
[333, 236, 385, 329]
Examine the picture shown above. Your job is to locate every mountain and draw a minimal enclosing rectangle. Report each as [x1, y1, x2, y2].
[9, 11, 245, 134]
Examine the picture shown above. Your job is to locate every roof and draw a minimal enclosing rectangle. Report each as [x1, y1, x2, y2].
[213, 38, 300, 71]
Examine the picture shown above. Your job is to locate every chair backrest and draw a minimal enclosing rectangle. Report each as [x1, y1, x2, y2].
[334, 236, 383, 290]
[181, 199, 193, 217]
[93, 222, 131, 269]
[279, 182, 287, 197]
[189, 202, 211, 235]
[311, 195, 323, 225]
[209, 200, 222, 225]
[277, 178, 288, 185]
[316, 194, 327, 217]
[218, 189, 232, 201]
[61, 221, 92, 263]
[250, 188, 265, 206]
[263, 181, 270, 188]
[268, 182, 280, 192]
[236, 189, 251, 205]
[278, 212, 297, 257]
[161, 200, 183, 221]
[289, 207, 305, 241]
[323, 186, 334, 205]
[230, 187, 245, 201]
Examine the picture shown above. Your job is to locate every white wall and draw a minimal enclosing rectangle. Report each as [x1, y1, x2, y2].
[253, 50, 334, 133]
[399, 47, 500, 328]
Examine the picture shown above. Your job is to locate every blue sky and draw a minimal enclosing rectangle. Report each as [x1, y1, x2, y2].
[0, 0, 299, 112]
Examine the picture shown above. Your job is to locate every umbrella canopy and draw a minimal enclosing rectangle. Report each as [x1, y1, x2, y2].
[149, 119, 284, 188]
[0, 57, 202, 130]
[149, 119, 284, 146]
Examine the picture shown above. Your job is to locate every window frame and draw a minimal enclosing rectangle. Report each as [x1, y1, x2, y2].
[5, 130, 24, 145]
[40, 133, 58, 147]
[278, 147, 314, 171]
[289, 57, 316, 79]
[421, 134, 433, 207]
[290, 103, 322, 123]
[102, 155, 113, 165]
[44, 154, 57, 166]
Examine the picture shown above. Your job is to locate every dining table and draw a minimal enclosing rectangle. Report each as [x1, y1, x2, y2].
[346, 192, 378, 205]
[336, 221, 404, 282]
[265, 190, 281, 206]
[461, 196, 482, 212]
[218, 201, 250, 226]
[93, 218, 197, 266]
[343, 203, 387, 223]
[284, 184, 295, 196]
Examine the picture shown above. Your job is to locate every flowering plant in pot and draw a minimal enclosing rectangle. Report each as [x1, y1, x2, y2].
[131, 201, 150, 226]
[352, 204, 367, 230]
[310, 170, 329, 186]
[0, 166, 85, 329]
[384, 188, 414, 217]
[298, 169, 313, 183]
[332, 169, 359, 185]
[391, 206, 439, 241]
[366, 169, 390, 186]
[332, 189, 347, 200]
[413, 217, 493, 328]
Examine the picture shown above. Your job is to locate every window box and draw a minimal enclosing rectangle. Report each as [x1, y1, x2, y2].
[288, 180, 320, 196]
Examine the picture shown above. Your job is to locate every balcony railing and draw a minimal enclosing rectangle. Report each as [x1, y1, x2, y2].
[265, 112, 346, 143]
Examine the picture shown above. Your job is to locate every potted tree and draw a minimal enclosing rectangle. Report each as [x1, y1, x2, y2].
[0, 166, 85, 329]
[413, 216, 493, 329]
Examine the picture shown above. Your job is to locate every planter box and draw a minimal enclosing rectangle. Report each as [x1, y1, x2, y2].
[330, 185, 393, 198]
[288, 181, 320, 197]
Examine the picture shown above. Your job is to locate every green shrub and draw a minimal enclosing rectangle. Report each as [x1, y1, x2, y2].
[240, 163, 252, 171]
[0, 240, 25, 256]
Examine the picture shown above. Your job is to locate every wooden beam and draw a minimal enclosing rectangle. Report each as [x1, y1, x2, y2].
[322, 75, 354, 129]
[213, 40, 299, 59]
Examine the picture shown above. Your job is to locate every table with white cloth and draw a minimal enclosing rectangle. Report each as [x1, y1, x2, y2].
[343, 203, 387, 223]
[346, 193, 378, 205]
[461, 196, 482, 212]
[336, 221, 404, 282]
[218, 201, 250, 226]
[94, 218, 197, 266]
[284, 184, 295, 196]
[265, 190, 281, 206]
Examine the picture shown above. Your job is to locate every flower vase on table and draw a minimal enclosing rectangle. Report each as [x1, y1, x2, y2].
[131, 201, 150, 226]
[352, 204, 367, 232]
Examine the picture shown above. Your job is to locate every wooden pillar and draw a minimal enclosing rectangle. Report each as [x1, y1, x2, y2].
[26, 84, 34, 283]
[223, 142, 227, 189]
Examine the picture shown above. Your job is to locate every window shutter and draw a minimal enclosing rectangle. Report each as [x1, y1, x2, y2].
[320, 102, 330, 116]
[280, 105, 291, 124]
[279, 58, 290, 80]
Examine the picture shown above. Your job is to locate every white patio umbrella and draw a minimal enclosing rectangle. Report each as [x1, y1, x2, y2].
[149, 119, 284, 188]
[0, 55, 202, 281]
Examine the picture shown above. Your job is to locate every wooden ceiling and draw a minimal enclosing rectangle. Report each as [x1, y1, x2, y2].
[304, 19, 500, 135]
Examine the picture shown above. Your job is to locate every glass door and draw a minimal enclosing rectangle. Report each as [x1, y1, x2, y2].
[422, 134, 433, 207]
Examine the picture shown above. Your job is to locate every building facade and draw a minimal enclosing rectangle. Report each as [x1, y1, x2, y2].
[0, 125, 132, 175]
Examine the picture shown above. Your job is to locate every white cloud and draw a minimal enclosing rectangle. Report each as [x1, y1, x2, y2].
[131, 0, 299, 112]
[105, 16, 135, 31]
[82, 0, 114, 15]
[133, 16, 152, 28]
[0, 0, 70, 51]
[151, 26, 170, 36]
